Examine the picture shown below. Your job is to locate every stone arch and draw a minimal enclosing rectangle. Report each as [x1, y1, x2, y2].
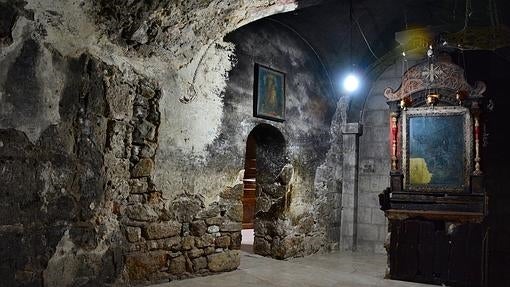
[249, 123, 287, 185]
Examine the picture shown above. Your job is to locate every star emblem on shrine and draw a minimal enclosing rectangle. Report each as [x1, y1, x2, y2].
[422, 63, 444, 82]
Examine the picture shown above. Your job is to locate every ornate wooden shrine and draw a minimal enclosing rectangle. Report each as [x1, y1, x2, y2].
[379, 52, 488, 287]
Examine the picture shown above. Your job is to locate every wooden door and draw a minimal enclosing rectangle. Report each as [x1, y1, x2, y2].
[242, 136, 256, 229]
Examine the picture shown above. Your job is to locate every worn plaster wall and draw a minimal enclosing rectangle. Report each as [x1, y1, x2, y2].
[220, 19, 342, 258]
[0, 0, 344, 286]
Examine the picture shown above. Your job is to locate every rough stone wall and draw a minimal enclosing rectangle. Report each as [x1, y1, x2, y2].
[222, 19, 341, 259]
[0, 0, 344, 286]
[357, 59, 421, 253]
[0, 42, 124, 285]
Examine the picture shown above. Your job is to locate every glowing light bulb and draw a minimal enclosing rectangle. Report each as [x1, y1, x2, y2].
[343, 73, 360, 93]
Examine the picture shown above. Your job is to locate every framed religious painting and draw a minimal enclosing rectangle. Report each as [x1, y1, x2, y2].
[402, 106, 473, 192]
[253, 63, 286, 122]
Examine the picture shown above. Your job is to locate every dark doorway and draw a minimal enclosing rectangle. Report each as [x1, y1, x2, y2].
[241, 124, 287, 255]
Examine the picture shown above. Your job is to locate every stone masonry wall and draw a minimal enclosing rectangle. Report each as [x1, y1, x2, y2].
[357, 59, 420, 253]
[0, 0, 343, 286]
[0, 45, 245, 285]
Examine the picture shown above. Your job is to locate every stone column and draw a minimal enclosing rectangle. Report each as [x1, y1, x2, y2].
[340, 123, 363, 251]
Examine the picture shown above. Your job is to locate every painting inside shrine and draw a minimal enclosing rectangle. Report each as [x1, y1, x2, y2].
[404, 108, 470, 191]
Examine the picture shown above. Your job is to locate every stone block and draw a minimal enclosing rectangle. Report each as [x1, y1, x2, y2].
[207, 250, 240, 272]
[204, 246, 215, 255]
[140, 82, 156, 99]
[205, 217, 223, 226]
[131, 158, 154, 178]
[181, 236, 194, 250]
[107, 120, 131, 158]
[144, 222, 181, 239]
[190, 220, 207, 236]
[169, 197, 202, 223]
[139, 142, 158, 158]
[371, 209, 386, 225]
[272, 236, 303, 259]
[192, 256, 207, 272]
[341, 222, 353, 236]
[105, 80, 134, 120]
[188, 248, 204, 258]
[358, 207, 372, 224]
[126, 204, 158, 222]
[125, 252, 168, 280]
[359, 126, 389, 145]
[254, 236, 270, 256]
[357, 158, 390, 177]
[358, 191, 381, 208]
[359, 175, 390, 194]
[129, 179, 148, 194]
[230, 232, 241, 250]
[133, 120, 156, 143]
[207, 225, 220, 233]
[194, 202, 221, 219]
[125, 226, 142, 243]
[358, 223, 378, 241]
[168, 255, 186, 275]
[220, 222, 241, 232]
[195, 234, 215, 248]
[147, 240, 159, 250]
[340, 236, 353, 251]
[128, 194, 146, 204]
[160, 236, 181, 251]
[359, 159, 376, 174]
[341, 194, 354, 211]
[341, 123, 363, 135]
[215, 235, 231, 248]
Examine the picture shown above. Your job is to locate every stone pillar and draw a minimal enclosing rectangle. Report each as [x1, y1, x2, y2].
[340, 123, 363, 251]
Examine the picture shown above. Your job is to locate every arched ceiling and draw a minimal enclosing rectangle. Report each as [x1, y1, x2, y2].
[264, 0, 510, 120]
[276, 0, 510, 85]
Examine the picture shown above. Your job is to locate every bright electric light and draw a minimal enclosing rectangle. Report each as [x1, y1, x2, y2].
[343, 73, 360, 93]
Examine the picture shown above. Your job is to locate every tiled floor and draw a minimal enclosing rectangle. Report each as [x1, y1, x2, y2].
[152, 251, 435, 287]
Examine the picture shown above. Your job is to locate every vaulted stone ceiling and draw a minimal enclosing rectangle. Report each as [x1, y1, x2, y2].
[255, 0, 510, 122]
[270, 0, 510, 95]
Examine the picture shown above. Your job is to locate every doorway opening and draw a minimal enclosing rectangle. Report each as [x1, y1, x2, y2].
[241, 133, 256, 253]
[241, 124, 287, 255]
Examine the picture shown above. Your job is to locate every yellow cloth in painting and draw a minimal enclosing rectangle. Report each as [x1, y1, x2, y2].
[409, 158, 432, 184]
